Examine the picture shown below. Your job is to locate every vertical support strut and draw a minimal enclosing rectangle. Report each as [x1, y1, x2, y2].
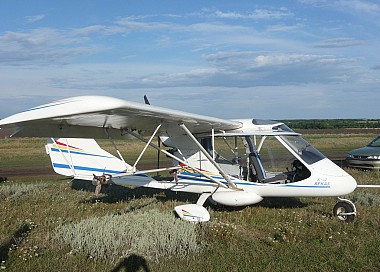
[133, 123, 162, 170]
[179, 123, 239, 190]
[157, 136, 161, 176]
[211, 128, 215, 160]
[123, 129, 229, 189]
[257, 136, 267, 153]
[104, 129, 128, 168]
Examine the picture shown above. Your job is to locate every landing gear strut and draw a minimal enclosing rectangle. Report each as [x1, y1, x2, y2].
[333, 198, 356, 223]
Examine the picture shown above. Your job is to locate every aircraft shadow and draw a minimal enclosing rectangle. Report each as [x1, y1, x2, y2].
[205, 197, 307, 212]
[0, 223, 31, 263]
[72, 179, 199, 205]
[111, 254, 151, 272]
[257, 197, 308, 209]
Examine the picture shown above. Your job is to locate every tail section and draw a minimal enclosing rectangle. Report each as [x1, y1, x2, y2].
[45, 138, 130, 180]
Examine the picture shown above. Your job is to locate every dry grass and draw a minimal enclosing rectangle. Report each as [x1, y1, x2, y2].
[0, 135, 380, 271]
[54, 209, 200, 263]
[0, 182, 48, 198]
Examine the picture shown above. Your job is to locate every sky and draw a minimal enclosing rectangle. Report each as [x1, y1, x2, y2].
[0, 0, 379, 120]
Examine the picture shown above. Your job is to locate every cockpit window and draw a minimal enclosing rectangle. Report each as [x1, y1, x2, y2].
[212, 136, 248, 165]
[279, 135, 325, 164]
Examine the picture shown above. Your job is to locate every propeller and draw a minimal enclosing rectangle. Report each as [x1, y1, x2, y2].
[144, 94, 150, 105]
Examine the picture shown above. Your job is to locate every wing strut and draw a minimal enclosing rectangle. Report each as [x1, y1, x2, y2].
[103, 129, 131, 170]
[123, 129, 229, 189]
[179, 123, 240, 190]
[133, 123, 162, 170]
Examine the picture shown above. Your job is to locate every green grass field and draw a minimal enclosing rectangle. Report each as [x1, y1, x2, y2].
[0, 135, 380, 271]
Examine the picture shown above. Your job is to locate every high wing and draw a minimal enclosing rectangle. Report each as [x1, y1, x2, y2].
[0, 96, 242, 138]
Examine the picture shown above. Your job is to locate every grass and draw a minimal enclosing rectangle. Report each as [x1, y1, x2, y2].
[54, 209, 200, 263]
[0, 182, 48, 198]
[0, 138, 50, 168]
[0, 135, 380, 271]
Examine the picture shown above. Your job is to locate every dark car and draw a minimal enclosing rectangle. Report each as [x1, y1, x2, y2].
[346, 135, 380, 170]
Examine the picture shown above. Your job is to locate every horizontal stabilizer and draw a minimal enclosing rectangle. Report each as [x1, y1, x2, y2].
[45, 138, 130, 180]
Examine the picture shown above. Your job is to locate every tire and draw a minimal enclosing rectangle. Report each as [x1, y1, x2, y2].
[333, 201, 355, 223]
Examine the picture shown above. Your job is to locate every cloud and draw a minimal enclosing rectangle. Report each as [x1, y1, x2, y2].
[43, 51, 358, 91]
[211, 8, 294, 20]
[196, 52, 357, 87]
[115, 18, 175, 31]
[298, 0, 329, 7]
[25, 15, 45, 23]
[267, 24, 301, 32]
[70, 25, 126, 36]
[0, 28, 103, 65]
[0, 13, 303, 67]
[211, 52, 354, 87]
[300, 0, 380, 16]
[0, 5, 377, 121]
[314, 37, 364, 48]
[203, 51, 352, 69]
[337, 0, 380, 14]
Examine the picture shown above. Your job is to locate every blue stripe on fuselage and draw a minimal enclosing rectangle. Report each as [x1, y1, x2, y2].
[178, 172, 330, 189]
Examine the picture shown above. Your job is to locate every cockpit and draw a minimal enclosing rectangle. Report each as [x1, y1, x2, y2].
[200, 122, 325, 184]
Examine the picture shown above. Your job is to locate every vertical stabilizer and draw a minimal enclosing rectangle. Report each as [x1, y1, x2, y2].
[45, 138, 129, 180]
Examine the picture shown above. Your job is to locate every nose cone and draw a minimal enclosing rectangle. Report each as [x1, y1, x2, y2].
[313, 158, 357, 196]
[333, 174, 357, 196]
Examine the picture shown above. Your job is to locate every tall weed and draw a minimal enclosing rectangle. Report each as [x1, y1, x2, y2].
[351, 192, 380, 206]
[0, 183, 48, 198]
[54, 209, 200, 263]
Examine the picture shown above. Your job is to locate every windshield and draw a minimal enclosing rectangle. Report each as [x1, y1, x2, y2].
[279, 135, 325, 164]
[368, 136, 380, 147]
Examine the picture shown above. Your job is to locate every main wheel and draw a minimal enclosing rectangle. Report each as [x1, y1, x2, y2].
[333, 201, 355, 222]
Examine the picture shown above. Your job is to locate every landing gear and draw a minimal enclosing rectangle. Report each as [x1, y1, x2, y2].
[333, 198, 356, 223]
[173, 193, 211, 222]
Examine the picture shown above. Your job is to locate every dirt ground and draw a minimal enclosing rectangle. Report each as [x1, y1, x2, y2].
[0, 166, 55, 178]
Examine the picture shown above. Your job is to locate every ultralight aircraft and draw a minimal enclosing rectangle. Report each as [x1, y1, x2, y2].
[0, 96, 361, 222]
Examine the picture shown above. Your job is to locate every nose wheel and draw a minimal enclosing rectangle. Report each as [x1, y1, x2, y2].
[333, 198, 356, 223]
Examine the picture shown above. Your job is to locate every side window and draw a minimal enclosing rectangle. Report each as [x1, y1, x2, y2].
[214, 136, 248, 164]
[200, 136, 249, 165]
[255, 136, 295, 173]
[253, 136, 311, 182]
[200, 137, 213, 154]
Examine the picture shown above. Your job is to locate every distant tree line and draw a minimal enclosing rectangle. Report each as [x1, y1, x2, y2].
[280, 119, 380, 129]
